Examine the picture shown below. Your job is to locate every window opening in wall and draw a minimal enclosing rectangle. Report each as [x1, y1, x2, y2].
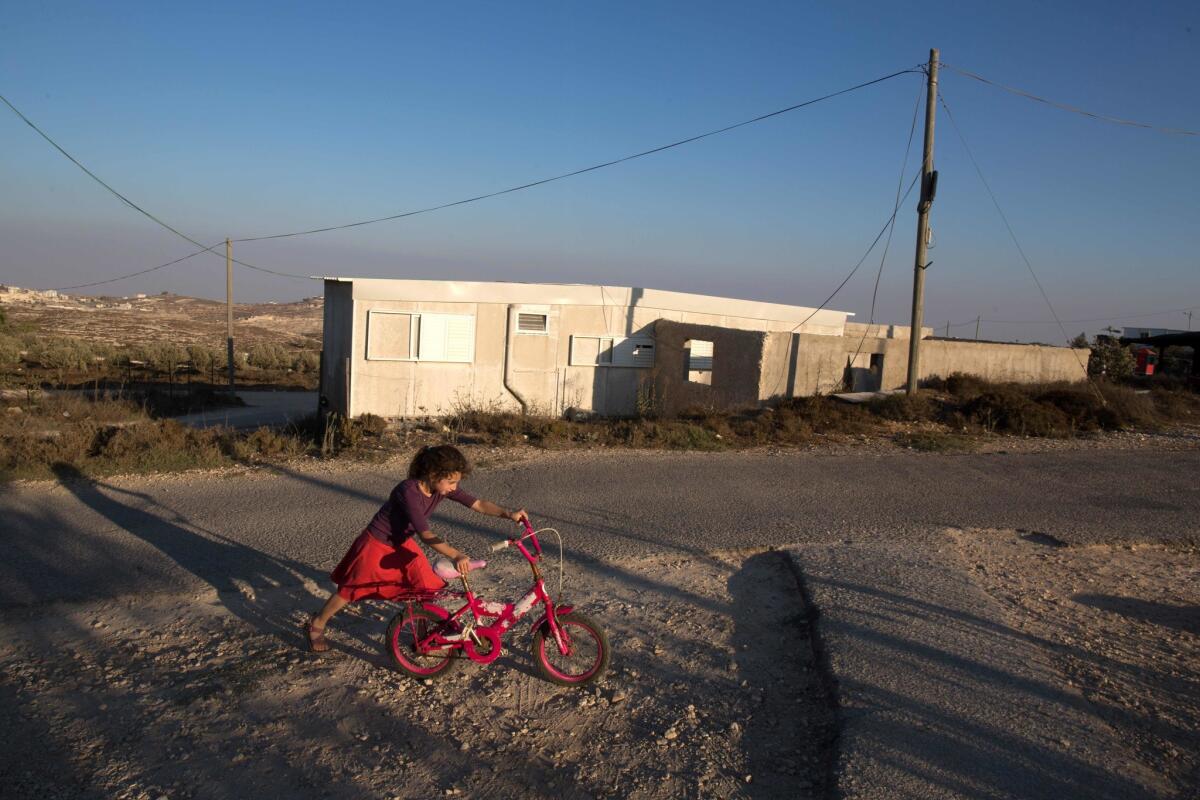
[686, 339, 713, 384]
[517, 312, 549, 335]
[687, 340, 713, 370]
[366, 311, 474, 363]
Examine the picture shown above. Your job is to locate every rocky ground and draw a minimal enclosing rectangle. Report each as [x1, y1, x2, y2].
[951, 528, 1199, 796]
[1, 438, 1197, 799]
[0, 548, 830, 800]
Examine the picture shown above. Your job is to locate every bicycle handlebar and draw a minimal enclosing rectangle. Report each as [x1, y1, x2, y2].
[490, 518, 541, 553]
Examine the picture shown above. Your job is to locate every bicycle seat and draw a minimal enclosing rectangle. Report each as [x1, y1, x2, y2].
[433, 558, 487, 581]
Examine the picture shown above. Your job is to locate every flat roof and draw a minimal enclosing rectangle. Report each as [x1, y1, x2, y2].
[319, 276, 853, 325]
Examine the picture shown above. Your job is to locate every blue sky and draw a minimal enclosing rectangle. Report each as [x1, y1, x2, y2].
[2, 1, 1197, 341]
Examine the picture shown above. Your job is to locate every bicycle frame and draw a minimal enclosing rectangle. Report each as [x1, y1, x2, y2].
[402, 521, 571, 664]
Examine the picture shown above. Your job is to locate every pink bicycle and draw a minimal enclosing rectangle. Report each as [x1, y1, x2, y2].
[385, 519, 610, 686]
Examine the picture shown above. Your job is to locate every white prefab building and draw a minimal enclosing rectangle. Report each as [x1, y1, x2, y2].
[319, 277, 852, 418]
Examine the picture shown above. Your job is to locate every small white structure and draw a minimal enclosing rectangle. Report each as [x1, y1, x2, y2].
[319, 277, 852, 418]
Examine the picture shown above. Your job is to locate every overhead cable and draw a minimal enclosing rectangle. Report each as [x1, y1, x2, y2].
[940, 62, 1199, 137]
[948, 305, 1200, 326]
[0, 92, 313, 283]
[938, 90, 1095, 387]
[55, 242, 224, 291]
[849, 81, 924, 367]
[232, 67, 923, 242]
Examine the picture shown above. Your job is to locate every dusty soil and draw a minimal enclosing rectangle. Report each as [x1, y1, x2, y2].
[0, 549, 829, 800]
[949, 528, 1200, 798]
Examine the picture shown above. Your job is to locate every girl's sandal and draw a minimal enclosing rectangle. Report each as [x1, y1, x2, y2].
[305, 618, 331, 653]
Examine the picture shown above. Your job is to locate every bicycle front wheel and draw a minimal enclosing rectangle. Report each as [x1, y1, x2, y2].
[387, 607, 458, 680]
[532, 611, 610, 686]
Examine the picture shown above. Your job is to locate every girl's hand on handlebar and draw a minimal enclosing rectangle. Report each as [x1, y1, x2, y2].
[507, 508, 529, 525]
[454, 554, 474, 575]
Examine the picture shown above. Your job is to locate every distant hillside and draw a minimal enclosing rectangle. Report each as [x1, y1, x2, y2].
[0, 286, 323, 351]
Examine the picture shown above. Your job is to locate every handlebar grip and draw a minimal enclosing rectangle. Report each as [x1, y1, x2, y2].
[490, 539, 511, 552]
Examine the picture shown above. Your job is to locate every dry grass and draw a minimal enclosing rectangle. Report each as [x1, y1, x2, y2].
[4, 376, 1197, 481]
[0, 394, 393, 481]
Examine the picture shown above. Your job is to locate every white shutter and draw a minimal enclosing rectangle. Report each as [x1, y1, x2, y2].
[688, 340, 713, 371]
[444, 315, 474, 361]
[571, 335, 654, 368]
[612, 336, 655, 367]
[417, 314, 474, 363]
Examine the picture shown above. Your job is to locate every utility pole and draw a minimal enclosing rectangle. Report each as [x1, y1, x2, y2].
[975, 316, 981, 340]
[226, 238, 235, 393]
[945, 321, 950, 338]
[1186, 310, 1194, 331]
[906, 48, 939, 395]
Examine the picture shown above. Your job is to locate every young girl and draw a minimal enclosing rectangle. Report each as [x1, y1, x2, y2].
[305, 444, 528, 652]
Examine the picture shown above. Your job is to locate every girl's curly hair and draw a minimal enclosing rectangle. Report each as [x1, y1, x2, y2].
[407, 444, 472, 486]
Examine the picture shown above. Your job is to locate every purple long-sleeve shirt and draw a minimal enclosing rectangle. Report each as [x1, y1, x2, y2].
[365, 479, 477, 548]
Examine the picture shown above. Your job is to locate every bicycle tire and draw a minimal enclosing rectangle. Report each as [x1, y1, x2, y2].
[386, 607, 458, 680]
[532, 611, 610, 687]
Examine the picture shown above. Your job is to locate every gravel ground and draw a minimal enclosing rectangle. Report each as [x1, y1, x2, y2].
[0, 548, 831, 800]
[1, 431, 1197, 799]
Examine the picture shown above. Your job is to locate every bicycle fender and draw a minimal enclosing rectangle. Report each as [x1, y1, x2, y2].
[531, 605, 574, 635]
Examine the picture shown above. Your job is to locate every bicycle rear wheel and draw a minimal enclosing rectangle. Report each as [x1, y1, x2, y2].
[387, 607, 458, 680]
[532, 611, 609, 686]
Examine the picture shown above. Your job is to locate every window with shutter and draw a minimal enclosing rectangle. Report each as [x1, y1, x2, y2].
[418, 313, 475, 363]
[366, 311, 474, 363]
[570, 335, 654, 368]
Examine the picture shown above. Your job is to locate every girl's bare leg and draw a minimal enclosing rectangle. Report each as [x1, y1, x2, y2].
[306, 593, 349, 652]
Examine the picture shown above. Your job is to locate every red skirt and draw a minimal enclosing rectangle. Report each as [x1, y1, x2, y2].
[330, 531, 446, 602]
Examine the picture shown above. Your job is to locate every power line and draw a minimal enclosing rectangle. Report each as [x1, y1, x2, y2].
[948, 305, 1200, 326]
[54, 242, 223, 291]
[940, 62, 1199, 137]
[0, 92, 313, 283]
[848, 80, 925, 370]
[232, 67, 923, 242]
[938, 89, 1094, 385]
[764, 167, 923, 399]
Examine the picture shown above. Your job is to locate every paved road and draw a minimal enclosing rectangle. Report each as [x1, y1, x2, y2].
[171, 390, 317, 430]
[2, 448, 1197, 798]
[2, 449, 1197, 608]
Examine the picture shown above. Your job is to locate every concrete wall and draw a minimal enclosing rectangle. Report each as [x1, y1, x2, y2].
[759, 332, 848, 400]
[650, 320, 765, 416]
[324, 278, 854, 419]
[759, 330, 1091, 400]
[911, 339, 1090, 387]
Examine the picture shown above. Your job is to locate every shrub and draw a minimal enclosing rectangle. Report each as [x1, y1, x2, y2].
[240, 426, 305, 459]
[1088, 338, 1133, 380]
[962, 388, 1071, 436]
[292, 351, 320, 372]
[142, 342, 187, 373]
[356, 413, 388, 436]
[29, 337, 95, 372]
[894, 431, 979, 452]
[248, 343, 289, 370]
[0, 334, 21, 368]
[868, 392, 936, 421]
[187, 345, 219, 373]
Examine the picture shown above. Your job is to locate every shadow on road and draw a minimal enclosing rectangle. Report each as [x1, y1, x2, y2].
[49, 463, 325, 646]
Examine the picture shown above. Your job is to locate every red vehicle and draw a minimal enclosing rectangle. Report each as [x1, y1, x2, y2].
[1133, 346, 1158, 376]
